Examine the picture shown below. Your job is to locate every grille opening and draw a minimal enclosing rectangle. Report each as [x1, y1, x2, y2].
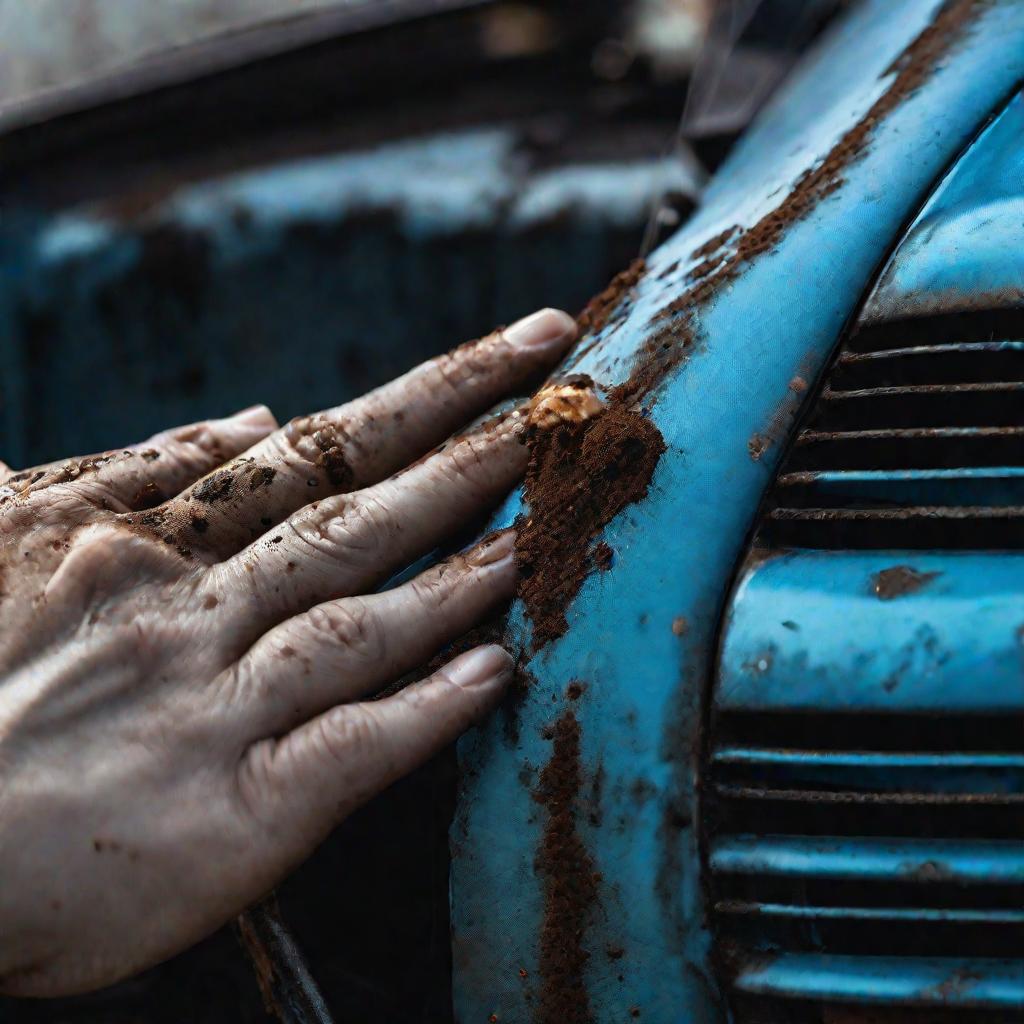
[728, 994, 1024, 1024]
[806, 387, 1024, 431]
[712, 877, 1024, 912]
[715, 913, 1022, 959]
[763, 309, 1024, 550]
[785, 429, 1024, 472]
[710, 794, 1023, 840]
[831, 343, 1024, 389]
[765, 514, 1024, 549]
[715, 712, 1024, 753]
[848, 309, 1024, 352]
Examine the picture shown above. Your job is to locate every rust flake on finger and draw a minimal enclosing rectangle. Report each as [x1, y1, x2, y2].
[191, 468, 236, 503]
[311, 427, 354, 489]
[528, 377, 605, 429]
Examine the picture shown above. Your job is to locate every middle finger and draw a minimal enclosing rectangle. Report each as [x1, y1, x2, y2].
[203, 407, 528, 647]
[216, 530, 517, 740]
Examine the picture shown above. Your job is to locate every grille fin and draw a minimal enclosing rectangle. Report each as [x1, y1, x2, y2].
[765, 322, 1024, 548]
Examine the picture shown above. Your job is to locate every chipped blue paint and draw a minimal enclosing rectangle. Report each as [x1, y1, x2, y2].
[710, 835, 1024, 885]
[734, 954, 1024, 1009]
[717, 550, 1024, 714]
[452, 1, 1024, 1021]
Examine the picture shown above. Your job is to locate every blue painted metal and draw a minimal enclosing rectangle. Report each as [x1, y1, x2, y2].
[777, 467, 1024, 506]
[710, 835, 1024, 885]
[452, 2, 1024, 1021]
[733, 954, 1024, 1009]
[716, 903, 1024, 925]
[717, 550, 1024, 714]
[708, 61, 1024, 1020]
[863, 88, 1024, 324]
[713, 746, 1024, 796]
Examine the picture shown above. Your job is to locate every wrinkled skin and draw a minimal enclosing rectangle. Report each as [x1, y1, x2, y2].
[0, 309, 576, 998]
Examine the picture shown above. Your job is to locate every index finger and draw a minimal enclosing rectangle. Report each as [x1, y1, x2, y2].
[169, 308, 576, 556]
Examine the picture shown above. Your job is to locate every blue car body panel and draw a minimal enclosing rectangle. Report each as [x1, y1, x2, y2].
[452, 1, 1024, 1020]
[717, 550, 1024, 714]
[863, 89, 1024, 324]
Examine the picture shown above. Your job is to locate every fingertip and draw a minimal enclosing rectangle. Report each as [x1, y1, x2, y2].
[503, 308, 577, 355]
[464, 528, 517, 567]
[227, 404, 279, 432]
[444, 644, 515, 691]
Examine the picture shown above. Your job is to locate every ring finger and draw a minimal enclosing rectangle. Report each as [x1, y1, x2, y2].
[219, 530, 516, 739]
[204, 405, 529, 648]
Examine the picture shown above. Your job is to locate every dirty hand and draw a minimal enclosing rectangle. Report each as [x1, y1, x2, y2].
[0, 309, 576, 997]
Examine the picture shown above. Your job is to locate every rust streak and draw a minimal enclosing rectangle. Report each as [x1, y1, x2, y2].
[534, 711, 599, 1024]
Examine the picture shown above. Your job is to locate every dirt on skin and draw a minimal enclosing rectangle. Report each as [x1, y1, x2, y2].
[533, 710, 599, 1024]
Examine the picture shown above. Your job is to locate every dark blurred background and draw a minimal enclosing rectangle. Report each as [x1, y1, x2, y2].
[0, 2, 850, 1021]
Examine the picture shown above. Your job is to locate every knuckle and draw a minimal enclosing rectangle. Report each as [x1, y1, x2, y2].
[276, 416, 321, 471]
[306, 599, 384, 662]
[430, 353, 475, 401]
[448, 435, 492, 480]
[289, 514, 345, 563]
[279, 415, 354, 488]
[291, 493, 388, 565]
[355, 491, 400, 541]
[411, 563, 461, 611]
[317, 705, 381, 767]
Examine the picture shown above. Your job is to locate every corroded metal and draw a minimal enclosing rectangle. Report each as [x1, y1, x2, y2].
[236, 898, 335, 1024]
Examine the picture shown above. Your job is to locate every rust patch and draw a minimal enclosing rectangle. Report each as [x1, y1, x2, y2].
[591, 542, 613, 572]
[533, 710, 599, 1024]
[576, 258, 646, 337]
[747, 433, 769, 462]
[690, 225, 740, 261]
[872, 565, 941, 599]
[236, 908, 280, 1018]
[645, 0, 985, 385]
[517, 404, 665, 649]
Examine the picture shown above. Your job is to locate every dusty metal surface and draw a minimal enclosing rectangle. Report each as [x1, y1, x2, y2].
[236, 899, 334, 1024]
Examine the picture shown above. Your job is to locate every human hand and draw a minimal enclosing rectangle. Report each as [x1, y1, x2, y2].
[0, 308, 576, 997]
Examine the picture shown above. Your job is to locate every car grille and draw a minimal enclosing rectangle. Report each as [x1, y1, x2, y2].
[706, 710, 1024, 1023]
[763, 311, 1024, 550]
[711, 307, 1024, 1020]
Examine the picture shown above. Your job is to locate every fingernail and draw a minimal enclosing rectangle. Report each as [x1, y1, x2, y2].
[504, 308, 577, 352]
[467, 529, 517, 567]
[447, 645, 514, 689]
[229, 404, 277, 428]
